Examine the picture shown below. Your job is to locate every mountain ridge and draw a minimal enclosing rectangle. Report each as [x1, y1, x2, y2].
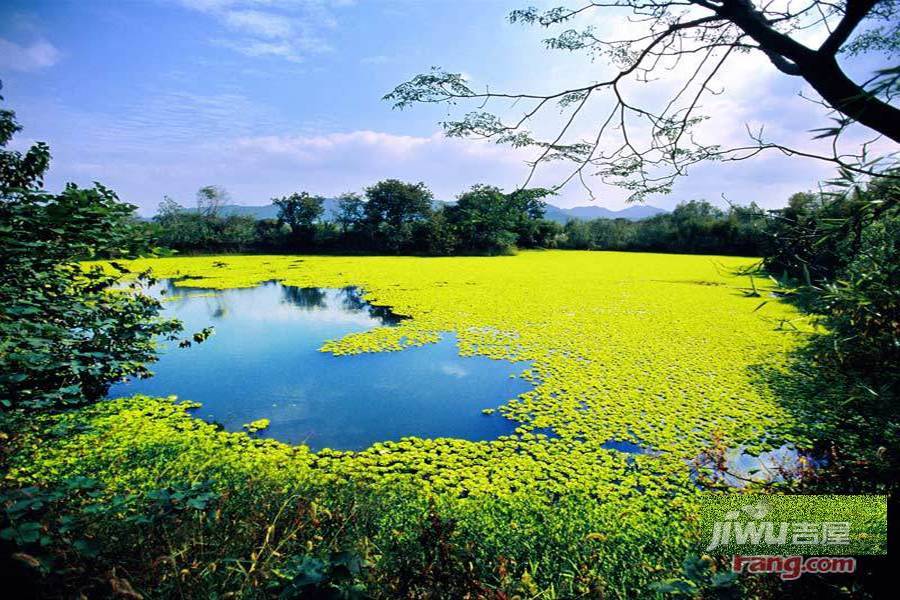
[179, 200, 667, 224]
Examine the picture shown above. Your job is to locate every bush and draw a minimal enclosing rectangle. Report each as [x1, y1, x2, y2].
[0, 97, 183, 411]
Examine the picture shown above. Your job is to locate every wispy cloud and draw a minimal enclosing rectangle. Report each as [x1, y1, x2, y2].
[0, 38, 61, 72]
[177, 0, 344, 62]
[213, 38, 305, 62]
[234, 130, 435, 161]
[224, 10, 295, 38]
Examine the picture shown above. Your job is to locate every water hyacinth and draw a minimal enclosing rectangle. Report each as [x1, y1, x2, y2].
[89, 251, 806, 459]
[6, 251, 813, 593]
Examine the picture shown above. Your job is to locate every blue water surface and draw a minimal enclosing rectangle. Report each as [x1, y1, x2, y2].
[109, 281, 533, 450]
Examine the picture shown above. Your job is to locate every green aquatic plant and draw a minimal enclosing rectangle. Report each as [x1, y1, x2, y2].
[7, 251, 815, 596]
[243, 418, 271, 433]
[88, 251, 808, 457]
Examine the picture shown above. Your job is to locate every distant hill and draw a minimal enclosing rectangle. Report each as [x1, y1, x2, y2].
[183, 200, 666, 223]
[192, 200, 343, 220]
[542, 204, 666, 223]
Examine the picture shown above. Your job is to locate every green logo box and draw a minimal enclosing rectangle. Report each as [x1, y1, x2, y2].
[700, 495, 887, 555]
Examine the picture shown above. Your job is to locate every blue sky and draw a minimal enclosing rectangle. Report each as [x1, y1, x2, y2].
[0, 0, 890, 214]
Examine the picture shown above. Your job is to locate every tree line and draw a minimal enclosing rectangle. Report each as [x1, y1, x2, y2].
[151, 180, 559, 256]
[149, 181, 848, 260]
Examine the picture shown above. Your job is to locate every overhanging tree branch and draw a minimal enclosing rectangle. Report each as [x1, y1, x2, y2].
[820, 0, 880, 54]
[386, 1, 900, 200]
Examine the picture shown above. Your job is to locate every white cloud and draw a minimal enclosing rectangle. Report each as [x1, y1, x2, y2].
[177, 0, 342, 62]
[215, 38, 304, 61]
[0, 38, 61, 72]
[234, 130, 433, 160]
[28, 91, 835, 214]
[228, 129, 539, 183]
[224, 10, 294, 38]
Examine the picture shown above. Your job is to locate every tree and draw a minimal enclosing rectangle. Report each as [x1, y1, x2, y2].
[505, 187, 558, 247]
[446, 185, 555, 254]
[196, 185, 229, 218]
[589, 218, 634, 249]
[220, 214, 258, 249]
[152, 194, 258, 252]
[563, 218, 596, 249]
[0, 90, 185, 410]
[363, 179, 434, 252]
[336, 192, 366, 234]
[274, 191, 325, 248]
[153, 196, 206, 249]
[254, 218, 291, 249]
[423, 209, 459, 255]
[386, 1, 900, 200]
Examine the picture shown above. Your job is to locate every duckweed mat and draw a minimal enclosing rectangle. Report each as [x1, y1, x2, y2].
[6, 251, 813, 591]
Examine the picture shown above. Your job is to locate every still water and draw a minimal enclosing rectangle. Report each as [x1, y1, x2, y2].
[109, 281, 533, 450]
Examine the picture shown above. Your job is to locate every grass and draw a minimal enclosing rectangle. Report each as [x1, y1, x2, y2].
[4, 250, 813, 597]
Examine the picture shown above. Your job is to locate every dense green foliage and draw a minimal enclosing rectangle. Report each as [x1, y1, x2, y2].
[0, 98, 183, 411]
[445, 185, 555, 254]
[146, 187, 816, 260]
[149, 187, 778, 258]
[153, 196, 260, 252]
[151, 179, 563, 256]
[360, 179, 434, 253]
[559, 201, 768, 255]
[274, 191, 326, 249]
[3, 396, 697, 598]
[761, 169, 900, 500]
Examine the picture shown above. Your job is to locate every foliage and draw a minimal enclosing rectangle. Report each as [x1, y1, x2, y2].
[275, 191, 325, 249]
[813, 206, 899, 375]
[335, 192, 366, 239]
[0, 97, 182, 411]
[148, 189, 795, 259]
[2, 394, 696, 598]
[445, 185, 555, 254]
[153, 196, 260, 252]
[757, 167, 900, 501]
[95, 251, 804, 462]
[244, 418, 271, 433]
[275, 551, 371, 600]
[651, 554, 739, 599]
[196, 185, 230, 218]
[4, 241, 887, 596]
[151, 180, 566, 256]
[361, 179, 434, 253]
[761, 168, 899, 393]
[560, 199, 769, 255]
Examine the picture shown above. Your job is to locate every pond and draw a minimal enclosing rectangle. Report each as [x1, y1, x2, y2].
[109, 281, 534, 450]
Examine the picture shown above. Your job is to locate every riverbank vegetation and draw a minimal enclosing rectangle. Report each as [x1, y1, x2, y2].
[150, 184, 777, 259]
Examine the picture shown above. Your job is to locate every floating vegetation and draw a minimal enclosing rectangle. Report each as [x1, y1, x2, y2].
[8, 251, 814, 588]
[243, 418, 271, 433]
